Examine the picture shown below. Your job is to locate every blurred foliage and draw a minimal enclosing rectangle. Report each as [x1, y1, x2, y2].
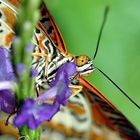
[45, 0, 140, 130]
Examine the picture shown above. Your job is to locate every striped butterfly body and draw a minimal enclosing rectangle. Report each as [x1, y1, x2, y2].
[0, 0, 140, 140]
[33, 24, 94, 92]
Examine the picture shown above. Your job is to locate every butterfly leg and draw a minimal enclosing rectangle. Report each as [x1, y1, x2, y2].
[69, 85, 83, 97]
[32, 52, 48, 58]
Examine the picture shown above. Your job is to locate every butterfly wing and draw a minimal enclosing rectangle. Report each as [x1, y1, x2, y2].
[39, 3, 67, 54]
[0, 0, 17, 48]
[79, 77, 140, 140]
[3, 0, 19, 8]
[0, 118, 18, 138]
[39, 3, 140, 139]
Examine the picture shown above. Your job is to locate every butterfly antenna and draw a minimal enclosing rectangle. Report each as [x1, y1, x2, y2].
[96, 67, 140, 109]
[93, 6, 109, 60]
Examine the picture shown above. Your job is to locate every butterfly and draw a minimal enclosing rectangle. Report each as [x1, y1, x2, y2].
[0, 0, 140, 140]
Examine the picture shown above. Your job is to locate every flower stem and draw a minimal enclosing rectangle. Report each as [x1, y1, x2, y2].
[19, 126, 41, 140]
[12, 0, 40, 101]
[11, 0, 41, 139]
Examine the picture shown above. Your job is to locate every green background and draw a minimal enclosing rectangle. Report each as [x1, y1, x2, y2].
[45, 0, 140, 130]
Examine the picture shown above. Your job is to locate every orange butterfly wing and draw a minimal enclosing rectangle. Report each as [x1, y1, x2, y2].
[39, 3, 67, 54]
[79, 77, 140, 140]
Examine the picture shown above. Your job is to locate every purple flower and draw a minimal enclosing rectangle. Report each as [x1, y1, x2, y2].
[14, 62, 76, 130]
[37, 62, 76, 105]
[14, 99, 59, 130]
[51, 62, 76, 86]
[0, 82, 16, 114]
[30, 68, 37, 78]
[25, 43, 34, 53]
[16, 64, 25, 75]
[0, 46, 37, 114]
[0, 47, 15, 81]
[0, 47, 16, 113]
[43, 62, 76, 105]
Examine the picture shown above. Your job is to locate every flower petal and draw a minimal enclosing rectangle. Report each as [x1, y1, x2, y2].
[0, 47, 15, 81]
[54, 62, 76, 82]
[14, 99, 59, 130]
[54, 80, 70, 105]
[30, 68, 37, 78]
[0, 89, 15, 113]
[36, 86, 58, 104]
[51, 62, 76, 87]
[0, 81, 12, 90]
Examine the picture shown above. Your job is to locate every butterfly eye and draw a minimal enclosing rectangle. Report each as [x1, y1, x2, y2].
[76, 55, 89, 67]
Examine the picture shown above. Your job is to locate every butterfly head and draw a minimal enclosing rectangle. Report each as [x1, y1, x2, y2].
[75, 55, 95, 77]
